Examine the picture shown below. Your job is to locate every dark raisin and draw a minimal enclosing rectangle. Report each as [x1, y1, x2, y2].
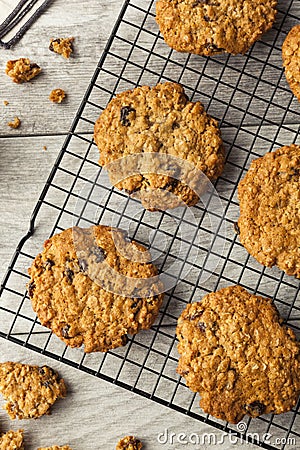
[38, 368, 45, 375]
[193, 0, 217, 5]
[204, 15, 211, 22]
[78, 258, 88, 272]
[172, 122, 180, 129]
[131, 299, 141, 309]
[198, 322, 206, 332]
[29, 63, 40, 70]
[49, 38, 61, 51]
[120, 106, 135, 126]
[234, 222, 240, 235]
[61, 324, 70, 338]
[187, 310, 203, 320]
[42, 380, 52, 388]
[28, 282, 35, 297]
[245, 401, 265, 417]
[44, 258, 55, 269]
[121, 334, 128, 345]
[93, 247, 106, 263]
[65, 268, 74, 283]
[164, 179, 179, 190]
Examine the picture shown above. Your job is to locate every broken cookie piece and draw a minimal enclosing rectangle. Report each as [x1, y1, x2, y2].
[0, 362, 67, 419]
[5, 58, 41, 83]
[49, 89, 66, 104]
[0, 430, 24, 450]
[7, 117, 21, 129]
[49, 37, 74, 58]
[116, 436, 143, 450]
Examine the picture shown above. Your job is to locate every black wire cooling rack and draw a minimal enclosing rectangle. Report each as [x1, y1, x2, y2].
[1, 1, 300, 448]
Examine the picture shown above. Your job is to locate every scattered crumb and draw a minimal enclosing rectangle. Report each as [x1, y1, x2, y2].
[49, 88, 66, 104]
[116, 436, 143, 450]
[43, 146, 47, 151]
[5, 58, 41, 83]
[49, 37, 74, 59]
[3, 100, 9, 106]
[7, 117, 21, 129]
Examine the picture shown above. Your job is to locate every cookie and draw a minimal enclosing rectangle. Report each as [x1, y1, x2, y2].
[237, 144, 300, 278]
[116, 436, 142, 450]
[28, 226, 164, 353]
[177, 285, 300, 424]
[49, 37, 74, 58]
[38, 446, 72, 450]
[156, 0, 277, 56]
[5, 58, 41, 83]
[94, 82, 224, 211]
[0, 430, 24, 450]
[282, 25, 300, 101]
[49, 89, 66, 104]
[0, 362, 66, 420]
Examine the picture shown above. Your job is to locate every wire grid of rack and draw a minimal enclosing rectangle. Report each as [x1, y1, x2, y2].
[1, 1, 300, 448]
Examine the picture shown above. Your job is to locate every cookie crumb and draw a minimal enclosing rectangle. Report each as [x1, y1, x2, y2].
[49, 37, 74, 58]
[7, 117, 21, 129]
[3, 100, 9, 106]
[116, 436, 143, 450]
[5, 58, 41, 83]
[0, 430, 24, 450]
[49, 89, 66, 104]
[43, 146, 47, 151]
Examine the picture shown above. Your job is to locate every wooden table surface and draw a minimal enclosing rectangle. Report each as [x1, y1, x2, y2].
[0, 1, 298, 449]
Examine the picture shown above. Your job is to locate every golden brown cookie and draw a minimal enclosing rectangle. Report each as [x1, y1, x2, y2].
[237, 144, 300, 278]
[49, 38, 74, 58]
[156, 0, 277, 56]
[116, 436, 142, 450]
[5, 58, 41, 83]
[28, 226, 164, 353]
[0, 362, 66, 420]
[0, 430, 24, 450]
[38, 446, 72, 450]
[94, 82, 224, 211]
[282, 25, 300, 101]
[177, 285, 300, 424]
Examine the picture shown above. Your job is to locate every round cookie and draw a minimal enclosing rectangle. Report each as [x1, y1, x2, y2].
[28, 226, 164, 353]
[237, 145, 300, 278]
[94, 82, 224, 211]
[156, 0, 277, 56]
[282, 25, 300, 101]
[0, 362, 66, 420]
[177, 285, 300, 424]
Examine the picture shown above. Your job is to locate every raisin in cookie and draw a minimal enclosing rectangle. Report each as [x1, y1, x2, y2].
[0, 430, 24, 450]
[156, 0, 277, 56]
[28, 226, 163, 353]
[116, 436, 142, 450]
[282, 25, 300, 101]
[177, 285, 300, 424]
[0, 362, 66, 420]
[237, 145, 300, 278]
[94, 82, 224, 211]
